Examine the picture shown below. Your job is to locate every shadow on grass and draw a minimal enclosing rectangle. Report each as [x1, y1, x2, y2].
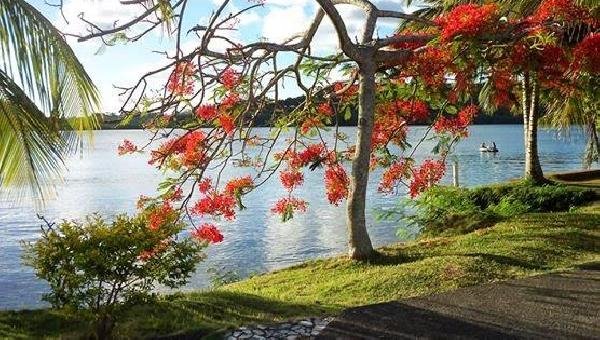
[0, 291, 336, 339]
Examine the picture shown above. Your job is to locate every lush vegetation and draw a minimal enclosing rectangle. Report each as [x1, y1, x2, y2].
[2, 188, 598, 339]
[401, 181, 597, 236]
[20, 213, 215, 339]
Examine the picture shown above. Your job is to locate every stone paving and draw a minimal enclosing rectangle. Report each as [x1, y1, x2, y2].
[224, 317, 333, 339]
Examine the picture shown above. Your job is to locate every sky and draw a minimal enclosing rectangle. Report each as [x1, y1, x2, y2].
[28, 0, 416, 113]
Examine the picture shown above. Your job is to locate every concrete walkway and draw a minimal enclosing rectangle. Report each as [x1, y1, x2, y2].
[317, 265, 600, 339]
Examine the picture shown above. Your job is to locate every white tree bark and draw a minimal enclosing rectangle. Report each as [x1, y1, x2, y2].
[346, 60, 376, 260]
[524, 75, 544, 183]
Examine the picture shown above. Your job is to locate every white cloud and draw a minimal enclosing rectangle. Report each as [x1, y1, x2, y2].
[56, 0, 144, 36]
[258, 0, 409, 53]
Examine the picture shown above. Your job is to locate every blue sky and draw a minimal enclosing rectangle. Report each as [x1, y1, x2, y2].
[28, 0, 412, 113]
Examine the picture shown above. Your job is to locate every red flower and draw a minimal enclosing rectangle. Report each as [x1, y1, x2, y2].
[165, 187, 183, 201]
[300, 117, 323, 134]
[279, 168, 304, 191]
[317, 102, 335, 116]
[220, 67, 240, 89]
[378, 159, 410, 193]
[191, 192, 236, 220]
[182, 131, 208, 166]
[433, 105, 478, 137]
[271, 197, 308, 221]
[396, 99, 429, 122]
[491, 70, 514, 108]
[221, 93, 240, 112]
[324, 164, 349, 205]
[147, 202, 174, 231]
[191, 223, 224, 243]
[435, 4, 499, 42]
[117, 139, 138, 155]
[573, 33, 600, 75]
[219, 114, 236, 135]
[409, 159, 446, 197]
[198, 178, 212, 194]
[138, 239, 171, 261]
[195, 104, 218, 121]
[531, 0, 589, 23]
[167, 61, 197, 96]
[224, 176, 254, 196]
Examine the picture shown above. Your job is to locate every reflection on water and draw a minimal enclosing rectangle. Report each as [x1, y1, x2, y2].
[0, 125, 595, 309]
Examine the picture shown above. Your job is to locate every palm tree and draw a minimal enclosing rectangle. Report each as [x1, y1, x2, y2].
[543, 77, 600, 169]
[0, 0, 99, 200]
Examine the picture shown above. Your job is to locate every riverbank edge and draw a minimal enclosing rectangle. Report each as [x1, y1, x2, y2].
[1, 175, 599, 339]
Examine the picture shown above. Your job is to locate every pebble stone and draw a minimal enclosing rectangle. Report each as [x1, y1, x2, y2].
[224, 317, 333, 339]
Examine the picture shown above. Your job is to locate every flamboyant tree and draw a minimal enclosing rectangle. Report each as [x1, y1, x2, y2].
[66, 0, 597, 260]
[418, 0, 599, 182]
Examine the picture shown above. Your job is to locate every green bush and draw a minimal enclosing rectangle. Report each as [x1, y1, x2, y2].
[22, 213, 206, 339]
[404, 182, 596, 237]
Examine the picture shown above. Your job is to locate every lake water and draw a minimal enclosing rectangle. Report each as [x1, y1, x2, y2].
[0, 125, 595, 310]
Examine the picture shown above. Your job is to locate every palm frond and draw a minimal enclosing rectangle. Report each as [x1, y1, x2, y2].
[0, 70, 65, 200]
[0, 0, 100, 200]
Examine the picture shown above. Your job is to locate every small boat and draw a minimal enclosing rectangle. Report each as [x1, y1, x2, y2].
[479, 146, 498, 153]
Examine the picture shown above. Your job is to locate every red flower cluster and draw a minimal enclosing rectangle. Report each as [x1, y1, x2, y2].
[317, 102, 335, 116]
[409, 159, 446, 197]
[138, 239, 171, 261]
[279, 168, 304, 191]
[117, 139, 138, 155]
[221, 93, 240, 112]
[195, 104, 218, 121]
[167, 61, 197, 96]
[324, 164, 349, 205]
[198, 178, 212, 194]
[491, 70, 514, 108]
[148, 202, 174, 231]
[224, 176, 254, 196]
[537, 45, 570, 89]
[148, 131, 207, 167]
[219, 114, 236, 135]
[182, 131, 208, 166]
[435, 4, 499, 42]
[573, 34, 600, 75]
[531, 0, 589, 23]
[191, 223, 224, 243]
[433, 105, 478, 137]
[392, 99, 429, 122]
[372, 101, 416, 148]
[300, 116, 323, 134]
[191, 191, 236, 220]
[378, 159, 410, 193]
[276, 143, 328, 169]
[403, 47, 452, 88]
[165, 187, 183, 201]
[270, 197, 308, 220]
[220, 67, 241, 89]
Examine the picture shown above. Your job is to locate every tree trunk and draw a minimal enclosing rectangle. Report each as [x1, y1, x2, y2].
[584, 119, 599, 169]
[346, 61, 375, 261]
[523, 74, 545, 183]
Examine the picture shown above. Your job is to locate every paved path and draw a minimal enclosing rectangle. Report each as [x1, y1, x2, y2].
[317, 266, 600, 339]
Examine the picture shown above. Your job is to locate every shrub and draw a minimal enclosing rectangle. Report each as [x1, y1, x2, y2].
[403, 182, 596, 237]
[403, 186, 502, 237]
[22, 213, 207, 339]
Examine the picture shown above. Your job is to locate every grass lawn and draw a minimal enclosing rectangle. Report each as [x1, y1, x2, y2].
[1, 184, 599, 338]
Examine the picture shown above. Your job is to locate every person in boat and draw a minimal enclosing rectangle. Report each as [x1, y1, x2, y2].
[481, 142, 487, 149]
